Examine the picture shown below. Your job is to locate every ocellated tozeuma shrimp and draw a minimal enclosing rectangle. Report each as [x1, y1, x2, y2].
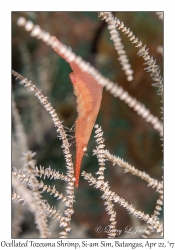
[52, 37, 103, 187]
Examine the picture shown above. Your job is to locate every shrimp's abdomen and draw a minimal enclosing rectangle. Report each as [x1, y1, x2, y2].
[70, 72, 102, 187]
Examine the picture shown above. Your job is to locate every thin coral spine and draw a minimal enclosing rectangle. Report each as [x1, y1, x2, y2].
[12, 70, 75, 237]
[17, 17, 163, 136]
[102, 149, 163, 193]
[12, 96, 28, 153]
[14, 151, 50, 238]
[102, 12, 134, 81]
[93, 124, 117, 238]
[99, 12, 163, 101]
[82, 171, 163, 236]
[12, 70, 74, 179]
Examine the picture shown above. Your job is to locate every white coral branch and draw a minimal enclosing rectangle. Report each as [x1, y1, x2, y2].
[82, 171, 163, 236]
[102, 149, 163, 193]
[12, 176, 50, 238]
[16, 17, 163, 136]
[99, 12, 163, 101]
[101, 12, 134, 81]
[12, 70, 75, 238]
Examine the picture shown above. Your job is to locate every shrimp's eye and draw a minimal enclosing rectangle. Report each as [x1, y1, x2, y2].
[69, 72, 77, 84]
[82, 145, 87, 152]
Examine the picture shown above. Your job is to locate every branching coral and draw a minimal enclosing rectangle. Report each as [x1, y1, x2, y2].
[12, 12, 163, 239]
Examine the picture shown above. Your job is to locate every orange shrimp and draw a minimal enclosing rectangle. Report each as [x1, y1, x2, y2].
[52, 37, 103, 187]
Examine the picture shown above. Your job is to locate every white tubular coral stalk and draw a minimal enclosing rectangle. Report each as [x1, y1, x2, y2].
[103, 12, 134, 81]
[12, 96, 28, 154]
[82, 171, 163, 236]
[16, 17, 163, 136]
[12, 70, 75, 238]
[12, 70, 73, 178]
[142, 175, 163, 238]
[35, 165, 72, 182]
[12, 175, 50, 238]
[94, 124, 106, 180]
[21, 151, 50, 238]
[12, 181, 64, 225]
[99, 12, 163, 101]
[103, 150, 163, 194]
[93, 124, 117, 238]
[142, 193, 163, 238]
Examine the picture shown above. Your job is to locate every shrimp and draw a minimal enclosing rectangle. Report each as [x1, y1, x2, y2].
[52, 37, 103, 187]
